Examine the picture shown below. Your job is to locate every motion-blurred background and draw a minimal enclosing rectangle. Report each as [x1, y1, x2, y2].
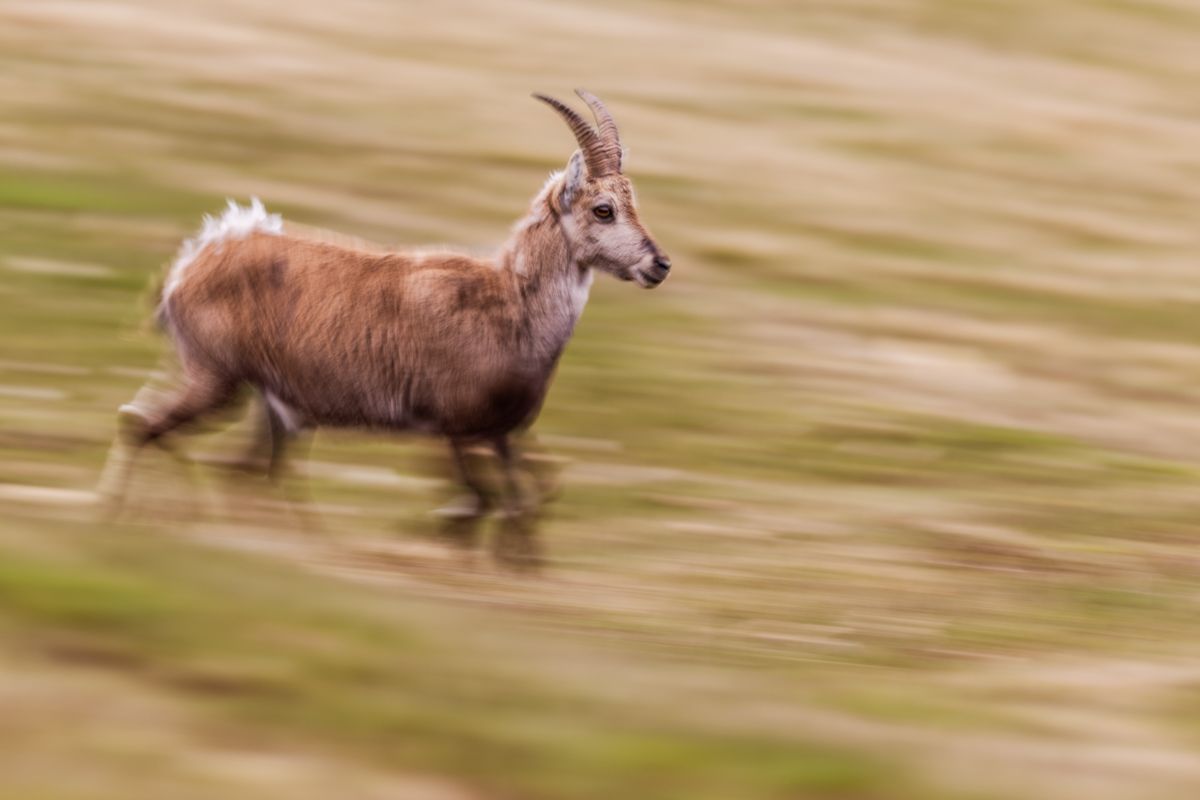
[4, 1, 1200, 798]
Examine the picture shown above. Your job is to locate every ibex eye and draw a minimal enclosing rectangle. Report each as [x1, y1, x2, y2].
[593, 204, 613, 221]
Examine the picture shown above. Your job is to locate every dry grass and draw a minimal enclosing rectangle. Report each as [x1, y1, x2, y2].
[4, 1, 1200, 798]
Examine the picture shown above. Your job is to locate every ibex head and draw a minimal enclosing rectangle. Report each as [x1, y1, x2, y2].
[534, 90, 671, 288]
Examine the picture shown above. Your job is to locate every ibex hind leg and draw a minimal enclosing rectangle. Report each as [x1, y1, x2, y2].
[262, 394, 321, 534]
[96, 402, 154, 519]
[209, 390, 319, 533]
[209, 391, 276, 477]
[96, 371, 235, 519]
[492, 435, 542, 571]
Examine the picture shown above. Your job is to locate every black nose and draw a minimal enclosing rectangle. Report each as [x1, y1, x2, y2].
[653, 255, 671, 273]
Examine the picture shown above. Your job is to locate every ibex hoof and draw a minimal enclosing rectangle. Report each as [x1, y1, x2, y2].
[494, 544, 543, 572]
[493, 515, 542, 572]
[200, 454, 269, 477]
[431, 494, 488, 522]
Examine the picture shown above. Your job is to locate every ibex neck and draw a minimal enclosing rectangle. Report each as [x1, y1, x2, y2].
[497, 180, 592, 368]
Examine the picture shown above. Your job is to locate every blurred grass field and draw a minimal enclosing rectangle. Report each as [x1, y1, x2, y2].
[5, 0, 1200, 797]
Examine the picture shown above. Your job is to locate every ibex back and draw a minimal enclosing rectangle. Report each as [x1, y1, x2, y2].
[98, 90, 671, 567]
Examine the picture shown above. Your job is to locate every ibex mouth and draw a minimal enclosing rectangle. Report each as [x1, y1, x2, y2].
[633, 269, 666, 288]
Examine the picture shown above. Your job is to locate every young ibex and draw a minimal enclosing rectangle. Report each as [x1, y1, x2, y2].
[99, 90, 671, 565]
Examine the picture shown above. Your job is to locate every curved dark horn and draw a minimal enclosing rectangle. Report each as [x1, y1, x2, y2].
[532, 93, 615, 177]
[575, 89, 622, 172]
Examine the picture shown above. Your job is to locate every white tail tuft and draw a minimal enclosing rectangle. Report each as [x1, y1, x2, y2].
[164, 198, 283, 299]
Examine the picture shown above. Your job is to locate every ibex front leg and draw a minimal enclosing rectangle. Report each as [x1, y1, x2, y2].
[492, 435, 541, 570]
[437, 439, 493, 553]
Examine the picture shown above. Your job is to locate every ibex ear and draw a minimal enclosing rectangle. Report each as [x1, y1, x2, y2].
[559, 149, 586, 212]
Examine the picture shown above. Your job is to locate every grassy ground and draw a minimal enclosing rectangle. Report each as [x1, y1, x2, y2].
[4, 0, 1200, 797]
